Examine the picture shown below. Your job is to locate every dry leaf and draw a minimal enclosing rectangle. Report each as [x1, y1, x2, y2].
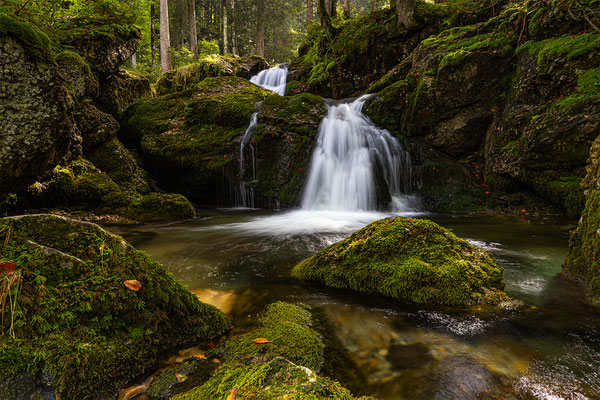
[253, 338, 272, 344]
[175, 373, 187, 383]
[124, 279, 142, 291]
[226, 388, 238, 400]
[207, 341, 215, 348]
[0, 262, 17, 274]
[193, 354, 206, 359]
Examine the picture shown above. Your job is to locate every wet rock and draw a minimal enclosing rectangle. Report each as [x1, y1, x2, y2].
[387, 342, 434, 370]
[146, 357, 217, 399]
[292, 217, 508, 306]
[98, 68, 151, 120]
[0, 15, 79, 193]
[0, 214, 230, 399]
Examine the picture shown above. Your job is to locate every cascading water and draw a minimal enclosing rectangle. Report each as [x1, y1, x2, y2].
[235, 112, 259, 208]
[250, 64, 289, 95]
[301, 94, 415, 212]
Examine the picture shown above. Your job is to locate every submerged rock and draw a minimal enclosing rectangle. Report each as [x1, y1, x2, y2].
[0, 214, 230, 400]
[292, 217, 507, 306]
[173, 302, 368, 399]
[0, 15, 79, 193]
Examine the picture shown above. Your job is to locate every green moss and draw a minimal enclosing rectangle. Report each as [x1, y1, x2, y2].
[0, 13, 52, 61]
[0, 214, 229, 399]
[292, 217, 508, 306]
[127, 192, 195, 221]
[577, 67, 600, 96]
[518, 33, 600, 67]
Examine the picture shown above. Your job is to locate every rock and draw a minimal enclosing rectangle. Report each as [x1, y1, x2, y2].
[66, 25, 141, 77]
[0, 15, 79, 193]
[120, 76, 271, 205]
[97, 68, 151, 120]
[0, 214, 230, 400]
[75, 101, 120, 153]
[564, 134, 600, 302]
[173, 302, 366, 399]
[292, 217, 508, 306]
[55, 50, 99, 100]
[146, 357, 217, 399]
[155, 54, 269, 95]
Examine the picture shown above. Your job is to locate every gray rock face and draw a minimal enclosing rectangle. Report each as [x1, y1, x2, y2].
[56, 51, 99, 100]
[75, 101, 120, 152]
[0, 35, 78, 193]
[98, 68, 151, 120]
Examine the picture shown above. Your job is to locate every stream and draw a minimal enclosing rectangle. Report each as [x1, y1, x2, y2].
[115, 210, 600, 399]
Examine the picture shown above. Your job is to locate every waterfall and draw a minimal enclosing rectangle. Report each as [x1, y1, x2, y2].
[301, 95, 414, 212]
[235, 112, 259, 208]
[250, 64, 289, 96]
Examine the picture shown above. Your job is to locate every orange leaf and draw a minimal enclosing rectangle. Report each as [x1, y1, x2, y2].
[253, 338, 272, 344]
[124, 279, 142, 291]
[0, 262, 17, 274]
[175, 373, 187, 383]
[226, 388, 238, 400]
[193, 354, 206, 359]
[207, 341, 215, 348]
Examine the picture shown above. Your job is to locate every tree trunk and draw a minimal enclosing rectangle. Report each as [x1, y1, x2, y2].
[317, 0, 336, 41]
[307, 0, 313, 25]
[151, 1, 156, 70]
[256, 0, 264, 57]
[160, 0, 171, 72]
[231, 0, 238, 54]
[189, 0, 198, 59]
[395, 0, 416, 29]
[329, 0, 337, 18]
[343, 0, 350, 18]
[223, 0, 228, 53]
[131, 52, 137, 69]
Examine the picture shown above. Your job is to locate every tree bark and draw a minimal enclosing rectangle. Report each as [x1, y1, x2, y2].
[395, 0, 416, 29]
[317, 0, 336, 41]
[231, 0, 238, 54]
[151, 1, 156, 70]
[256, 0, 264, 57]
[343, 0, 350, 18]
[189, 0, 198, 59]
[222, 0, 229, 53]
[160, 0, 171, 72]
[131, 52, 137, 69]
[329, 0, 337, 18]
[307, 0, 313, 25]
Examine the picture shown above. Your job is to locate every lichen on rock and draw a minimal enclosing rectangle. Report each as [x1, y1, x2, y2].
[292, 217, 508, 306]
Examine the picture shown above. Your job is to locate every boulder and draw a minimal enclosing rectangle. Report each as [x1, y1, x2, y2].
[0, 15, 79, 193]
[55, 50, 99, 100]
[98, 68, 152, 120]
[75, 101, 120, 153]
[66, 25, 141, 77]
[155, 54, 269, 95]
[292, 217, 508, 306]
[0, 214, 229, 399]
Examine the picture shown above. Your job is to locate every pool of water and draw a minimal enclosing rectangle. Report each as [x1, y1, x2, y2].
[113, 210, 600, 399]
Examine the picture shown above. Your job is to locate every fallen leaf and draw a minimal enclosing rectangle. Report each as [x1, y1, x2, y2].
[175, 373, 187, 383]
[226, 388, 238, 400]
[0, 262, 17, 274]
[207, 341, 215, 348]
[124, 279, 142, 291]
[193, 354, 206, 359]
[253, 338, 272, 344]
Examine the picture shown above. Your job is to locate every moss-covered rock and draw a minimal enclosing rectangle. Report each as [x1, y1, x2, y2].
[293, 217, 508, 306]
[564, 134, 600, 302]
[56, 50, 99, 100]
[75, 101, 120, 153]
[0, 15, 79, 193]
[173, 302, 368, 399]
[97, 68, 152, 120]
[0, 214, 230, 399]
[155, 54, 269, 95]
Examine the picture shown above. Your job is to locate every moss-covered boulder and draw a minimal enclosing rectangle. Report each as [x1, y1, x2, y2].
[75, 101, 120, 153]
[155, 54, 269, 95]
[173, 302, 368, 399]
[0, 15, 79, 193]
[98, 68, 152, 120]
[56, 50, 99, 100]
[120, 76, 271, 205]
[0, 214, 230, 399]
[293, 217, 507, 306]
[564, 134, 600, 302]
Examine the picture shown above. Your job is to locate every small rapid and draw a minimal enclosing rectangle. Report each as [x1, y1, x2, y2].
[250, 64, 289, 95]
[234, 112, 259, 208]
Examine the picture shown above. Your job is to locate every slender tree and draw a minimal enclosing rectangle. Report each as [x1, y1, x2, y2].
[189, 0, 199, 58]
[329, 0, 337, 18]
[343, 0, 350, 18]
[131, 52, 137, 69]
[223, 0, 229, 53]
[256, 0, 265, 57]
[394, 0, 416, 29]
[160, 0, 171, 72]
[306, 0, 313, 25]
[231, 0, 238, 54]
[151, 1, 156, 69]
[317, 0, 336, 41]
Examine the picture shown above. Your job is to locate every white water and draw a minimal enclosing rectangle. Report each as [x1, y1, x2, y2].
[250, 64, 289, 95]
[235, 112, 259, 208]
[301, 94, 415, 212]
